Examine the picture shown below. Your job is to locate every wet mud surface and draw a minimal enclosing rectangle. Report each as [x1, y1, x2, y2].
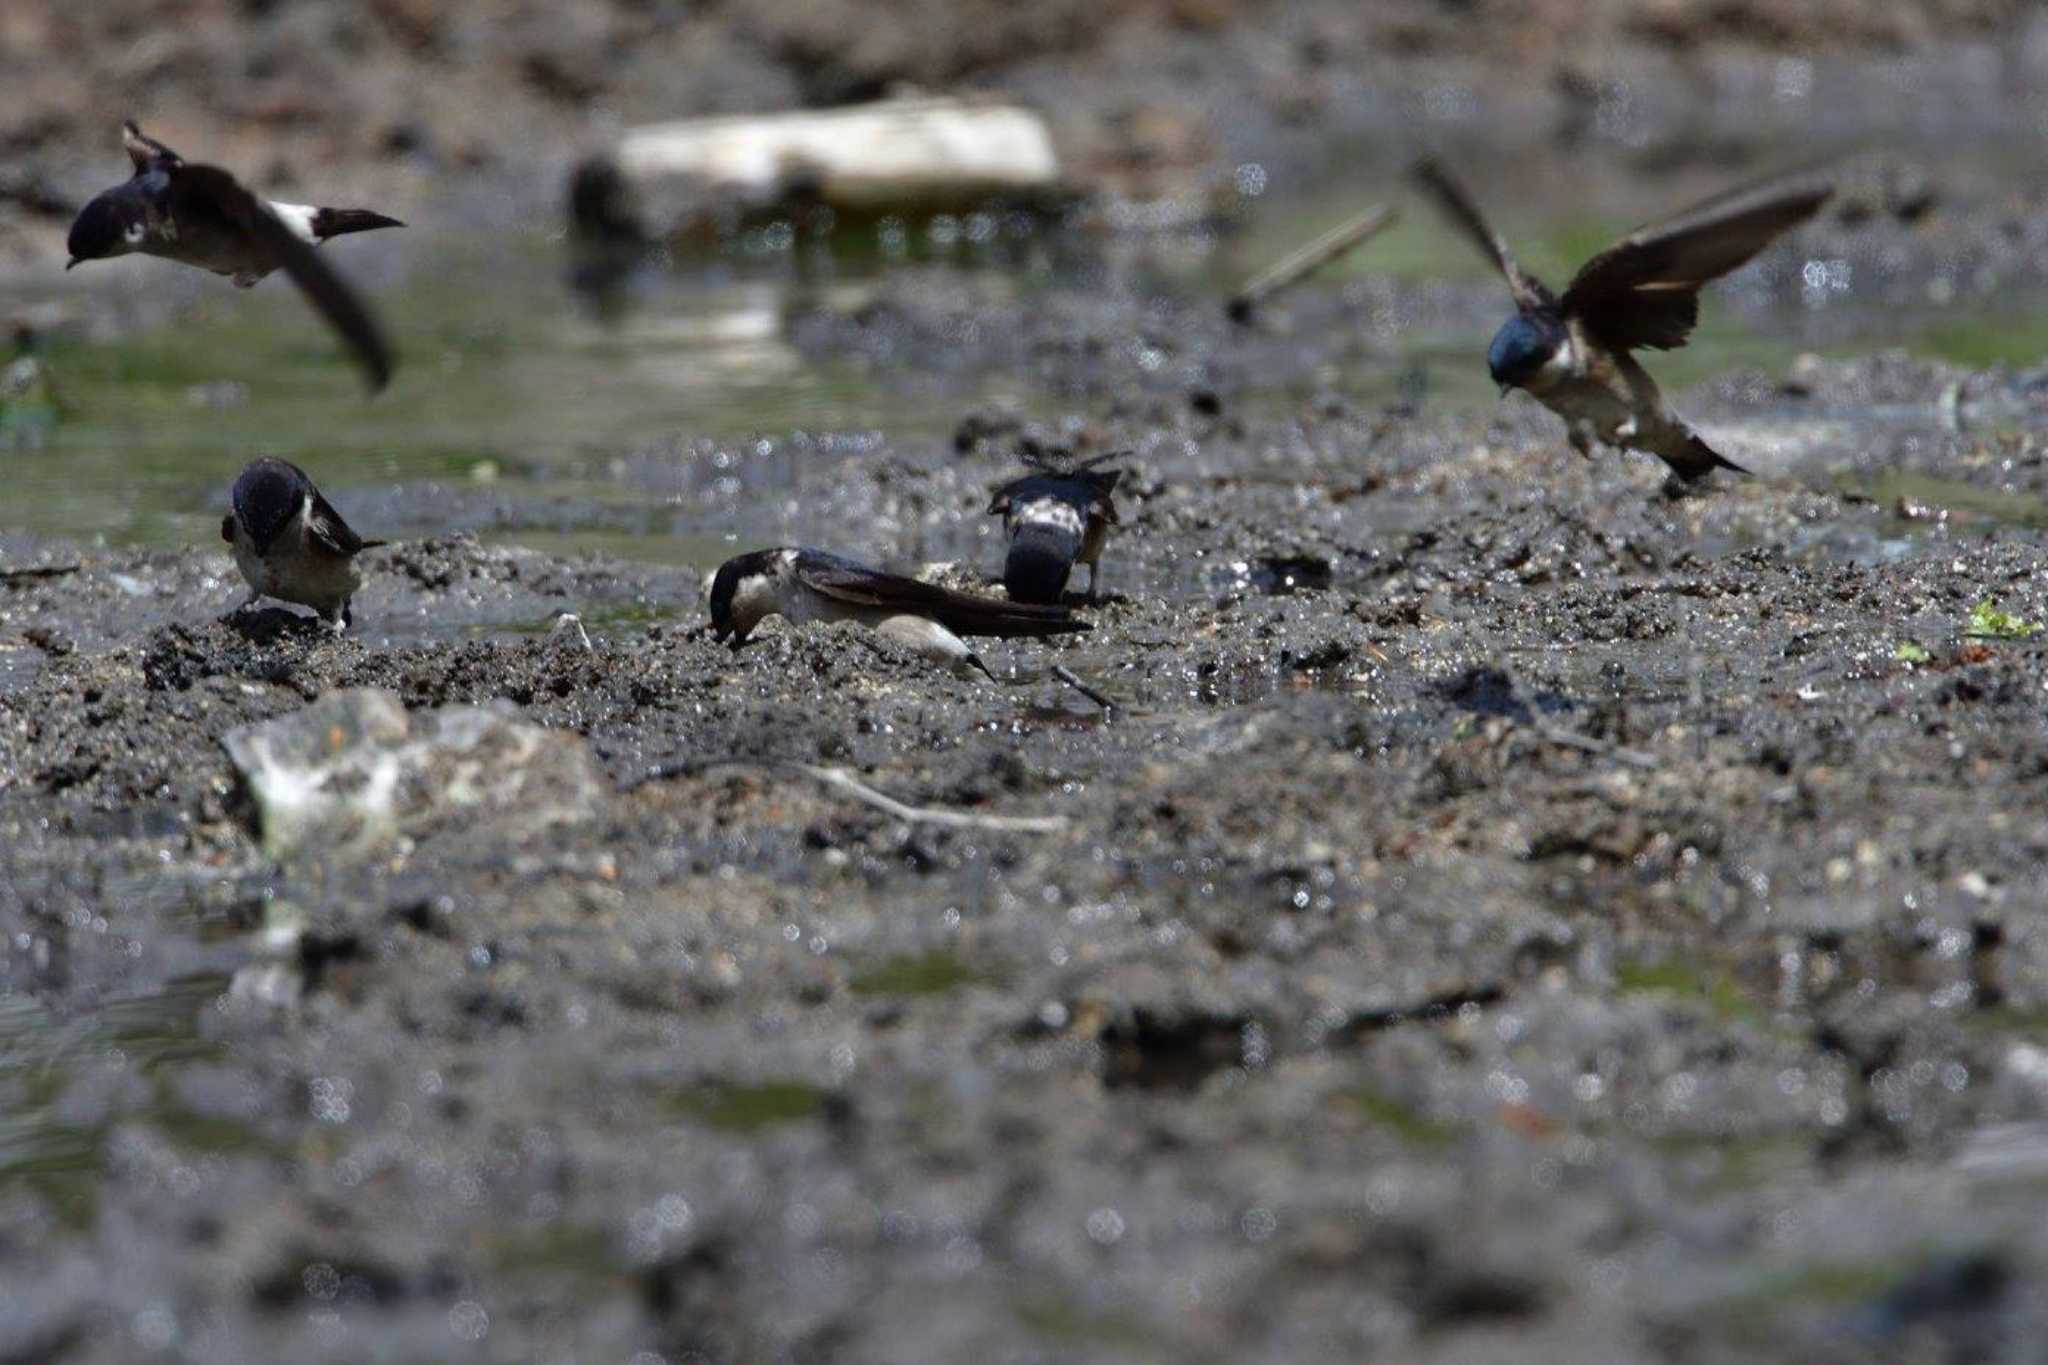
[6, 307, 2048, 1360]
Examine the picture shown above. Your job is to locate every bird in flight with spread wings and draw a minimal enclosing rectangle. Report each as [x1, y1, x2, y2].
[1410, 159, 1832, 482]
[68, 121, 401, 392]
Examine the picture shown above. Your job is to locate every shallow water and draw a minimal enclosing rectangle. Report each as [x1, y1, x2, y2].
[7, 140, 2048, 576]
[0, 975, 236, 1229]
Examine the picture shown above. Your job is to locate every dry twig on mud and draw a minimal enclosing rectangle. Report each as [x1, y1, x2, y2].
[1526, 721, 1658, 770]
[1052, 664, 1115, 713]
[798, 765, 1069, 832]
[0, 564, 81, 584]
[1228, 203, 1398, 322]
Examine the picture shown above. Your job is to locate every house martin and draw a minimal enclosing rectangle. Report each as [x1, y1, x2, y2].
[1410, 158, 1831, 481]
[708, 547, 1089, 679]
[221, 457, 382, 632]
[986, 449, 1125, 604]
[68, 121, 401, 391]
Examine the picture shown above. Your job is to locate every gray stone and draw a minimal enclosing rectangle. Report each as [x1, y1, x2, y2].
[222, 687, 606, 857]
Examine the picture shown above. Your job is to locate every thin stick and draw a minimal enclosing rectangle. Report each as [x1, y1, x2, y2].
[1228, 203, 1399, 322]
[798, 765, 1068, 833]
[1052, 664, 1115, 713]
[1528, 721, 1658, 771]
[0, 564, 81, 584]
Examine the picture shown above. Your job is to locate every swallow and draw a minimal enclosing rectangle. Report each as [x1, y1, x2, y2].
[221, 457, 383, 632]
[708, 547, 1089, 679]
[67, 122, 401, 391]
[1409, 158, 1832, 481]
[986, 449, 1125, 604]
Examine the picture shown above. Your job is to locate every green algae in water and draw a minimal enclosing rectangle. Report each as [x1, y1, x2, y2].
[1013, 1293, 1174, 1354]
[0, 975, 231, 1228]
[1917, 309, 2048, 369]
[849, 950, 990, 996]
[1966, 598, 2040, 639]
[1615, 958, 1756, 1021]
[674, 1079, 827, 1132]
[1, 238, 978, 553]
[1640, 1128, 1811, 1195]
[1853, 471, 2048, 533]
[1713, 1252, 1929, 1318]
[489, 1222, 626, 1282]
[491, 599, 688, 638]
[1343, 1088, 1460, 1150]
[151, 1106, 275, 1158]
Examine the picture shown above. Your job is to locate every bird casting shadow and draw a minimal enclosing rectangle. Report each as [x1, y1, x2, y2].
[1432, 666, 1575, 724]
[221, 605, 341, 644]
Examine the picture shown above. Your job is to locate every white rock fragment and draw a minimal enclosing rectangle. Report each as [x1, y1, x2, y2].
[615, 97, 1061, 211]
[222, 687, 605, 858]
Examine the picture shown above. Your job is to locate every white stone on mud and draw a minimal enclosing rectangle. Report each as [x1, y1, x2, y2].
[222, 687, 606, 857]
[615, 98, 1060, 211]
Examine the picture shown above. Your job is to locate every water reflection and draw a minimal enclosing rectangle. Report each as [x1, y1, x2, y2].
[0, 975, 235, 1225]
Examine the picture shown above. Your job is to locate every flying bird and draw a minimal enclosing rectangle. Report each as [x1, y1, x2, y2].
[986, 449, 1125, 604]
[222, 457, 382, 632]
[67, 121, 401, 391]
[1409, 158, 1831, 481]
[708, 547, 1088, 679]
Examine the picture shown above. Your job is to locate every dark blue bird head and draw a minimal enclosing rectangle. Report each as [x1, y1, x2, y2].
[66, 190, 142, 269]
[707, 548, 783, 646]
[231, 458, 314, 555]
[1486, 313, 1565, 391]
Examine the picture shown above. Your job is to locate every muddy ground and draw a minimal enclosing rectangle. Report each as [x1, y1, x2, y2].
[6, 270, 2048, 1363]
[8, 2, 2048, 1361]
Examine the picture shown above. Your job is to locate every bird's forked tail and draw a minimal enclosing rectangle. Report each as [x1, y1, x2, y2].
[308, 208, 406, 241]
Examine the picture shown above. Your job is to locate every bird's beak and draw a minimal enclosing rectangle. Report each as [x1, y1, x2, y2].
[65, 259, 80, 271]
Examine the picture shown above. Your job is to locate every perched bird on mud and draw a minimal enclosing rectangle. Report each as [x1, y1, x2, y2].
[1409, 158, 1831, 482]
[708, 547, 1089, 679]
[986, 449, 1125, 604]
[67, 121, 401, 391]
[222, 457, 382, 632]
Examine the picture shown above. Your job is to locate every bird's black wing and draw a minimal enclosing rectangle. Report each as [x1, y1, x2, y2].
[1408, 159, 1556, 313]
[1062, 451, 1128, 522]
[995, 451, 1127, 518]
[1561, 169, 1833, 352]
[123, 120, 181, 172]
[304, 487, 369, 557]
[168, 163, 395, 392]
[1019, 447, 1129, 476]
[796, 555, 1088, 638]
[1079, 465, 1123, 524]
[986, 475, 1021, 516]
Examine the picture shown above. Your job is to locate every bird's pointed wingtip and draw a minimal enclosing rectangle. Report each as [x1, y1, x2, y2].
[1406, 155, 1451, 186]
